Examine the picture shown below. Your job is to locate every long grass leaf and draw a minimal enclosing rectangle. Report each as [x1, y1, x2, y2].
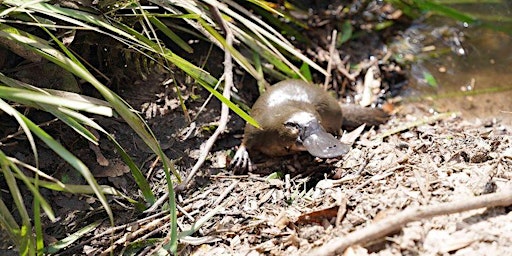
[0, 197, 20, 241]
[0, 89, 38, 167]
[11, 2, 260, 128]
[199, 18, 261, 80]
[45, 221, 102, 254]
[6, 158, 137, 203]
[114, 21, 259, 127]
[0, 85, 112, 116]
[16, 112, 114, 225]
[416, 0, 477, 24]
[0, 151, 35, 254]
[0, 73, 111, 109]
[0, 22, 180, 183]
[55, 107, 156, 203]
[0, 139, 56, 223]
[149, 16, 193, 53]
[47, 107, 99, 144]
[234, 26, 297, 77]
[205, 0, 327, 75]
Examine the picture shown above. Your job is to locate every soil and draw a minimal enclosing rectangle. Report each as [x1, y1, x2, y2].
[1, 1, 511, 256]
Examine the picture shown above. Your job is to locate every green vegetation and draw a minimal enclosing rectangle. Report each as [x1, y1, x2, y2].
[0, 0, 323, 254]
[388, 0, 512, 33]
[0, 0, 509, 254]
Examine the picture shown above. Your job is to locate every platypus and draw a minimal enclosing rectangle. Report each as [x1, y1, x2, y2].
[232, 79, 388, 171]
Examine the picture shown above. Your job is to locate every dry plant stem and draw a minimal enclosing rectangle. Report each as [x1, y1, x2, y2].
[307, 190, 512, 256]
[193, 76, 223, 121]
[212, 180, 239, 207]
[410, 164, 430, 202]
[146, 191, 168, 212]
[177, 204, 195, 221]
[69, 211, 167, 252]
[1, 118, 58, 142]
[336, 59, 356, 81]
[103, 215, 171, 255]
[324, 29, 337, 89]
[181, 5, 235, 189]
[284, 174, 291, 200]
[134, 221, 169, 243]
[335, 194, 348, 227]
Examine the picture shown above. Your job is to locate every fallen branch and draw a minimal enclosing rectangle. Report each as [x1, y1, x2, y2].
[178, 4, 235, 191]
[306, 190, 512, 256]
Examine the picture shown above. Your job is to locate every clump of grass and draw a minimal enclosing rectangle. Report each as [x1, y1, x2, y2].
[1, 0, 507, 254]
[0, 0, 329, 254]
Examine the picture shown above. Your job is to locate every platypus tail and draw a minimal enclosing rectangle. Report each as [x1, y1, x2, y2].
[340, 104, 390, 131]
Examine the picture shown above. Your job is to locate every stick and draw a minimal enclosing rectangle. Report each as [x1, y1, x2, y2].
[212, 180, 239, 207]
[178, 5, 235, 191]
[306, 190, 512, 256]
[324, 29, 337, 90]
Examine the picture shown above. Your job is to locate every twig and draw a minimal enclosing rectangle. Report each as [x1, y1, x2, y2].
[177, 204, 195, 222]
[335, 192, 348, 227]
[179, 5, 235, 190]
[348, 169, 395, 198]
[192, 75, 223, 121]
[306, 190, 512, 256]
[324, 29, 337, 89]
[212, 180, 239, 207]
[1, 118, 58, 143]
[102, 215, 169, 255]
[336, 60, 356, 81]
[409, 164, 430, 202]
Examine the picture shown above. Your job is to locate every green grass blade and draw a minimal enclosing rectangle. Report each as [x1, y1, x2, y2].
[55, 107, 156, 204]
[298, 62, 312, 81]
[0, 90, 39, 168]
[115, 21, 260, 127]
[0, 153, 56, 222]
[7, 156, 130, 195]
[45, 107, 100, 144]
[104, 132, 157, 205]
[0, 73, 111, 109]
[249, 2, 308, 42]
[148, 15, 193, 53]
[0, 85, 112, 116]
[209, 0, 327, 76]
[0, 22, 181, 184]
[44, 221, 101, 254]
[15, 112, 114, 225]
[6, 2, 260, 128]
[0, 151, 36, 254]
[199, 18, 262, 80]
[416, 0, 478, 24]
[0, 197, 20, 243]
[229, 18, 304, 79]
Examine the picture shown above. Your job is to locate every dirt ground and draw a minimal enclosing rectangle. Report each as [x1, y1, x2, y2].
[170, 102, 512, 256]
[1, 60, 511, 256]
[93, 75, 512, 256]
[4, 71, 509, 256]
[1, 2, 511, 255]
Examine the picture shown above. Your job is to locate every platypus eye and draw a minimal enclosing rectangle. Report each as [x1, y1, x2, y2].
[284, 121, 299, 128]
[283, 122, 300, 135]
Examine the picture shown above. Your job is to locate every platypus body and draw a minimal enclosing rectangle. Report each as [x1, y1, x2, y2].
[233, 79, 388, 171]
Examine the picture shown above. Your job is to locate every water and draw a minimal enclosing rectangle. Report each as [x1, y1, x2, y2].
[403, 2, 512, 126]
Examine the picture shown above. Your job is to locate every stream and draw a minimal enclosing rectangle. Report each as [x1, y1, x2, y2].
[404, 2, 512, 126]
